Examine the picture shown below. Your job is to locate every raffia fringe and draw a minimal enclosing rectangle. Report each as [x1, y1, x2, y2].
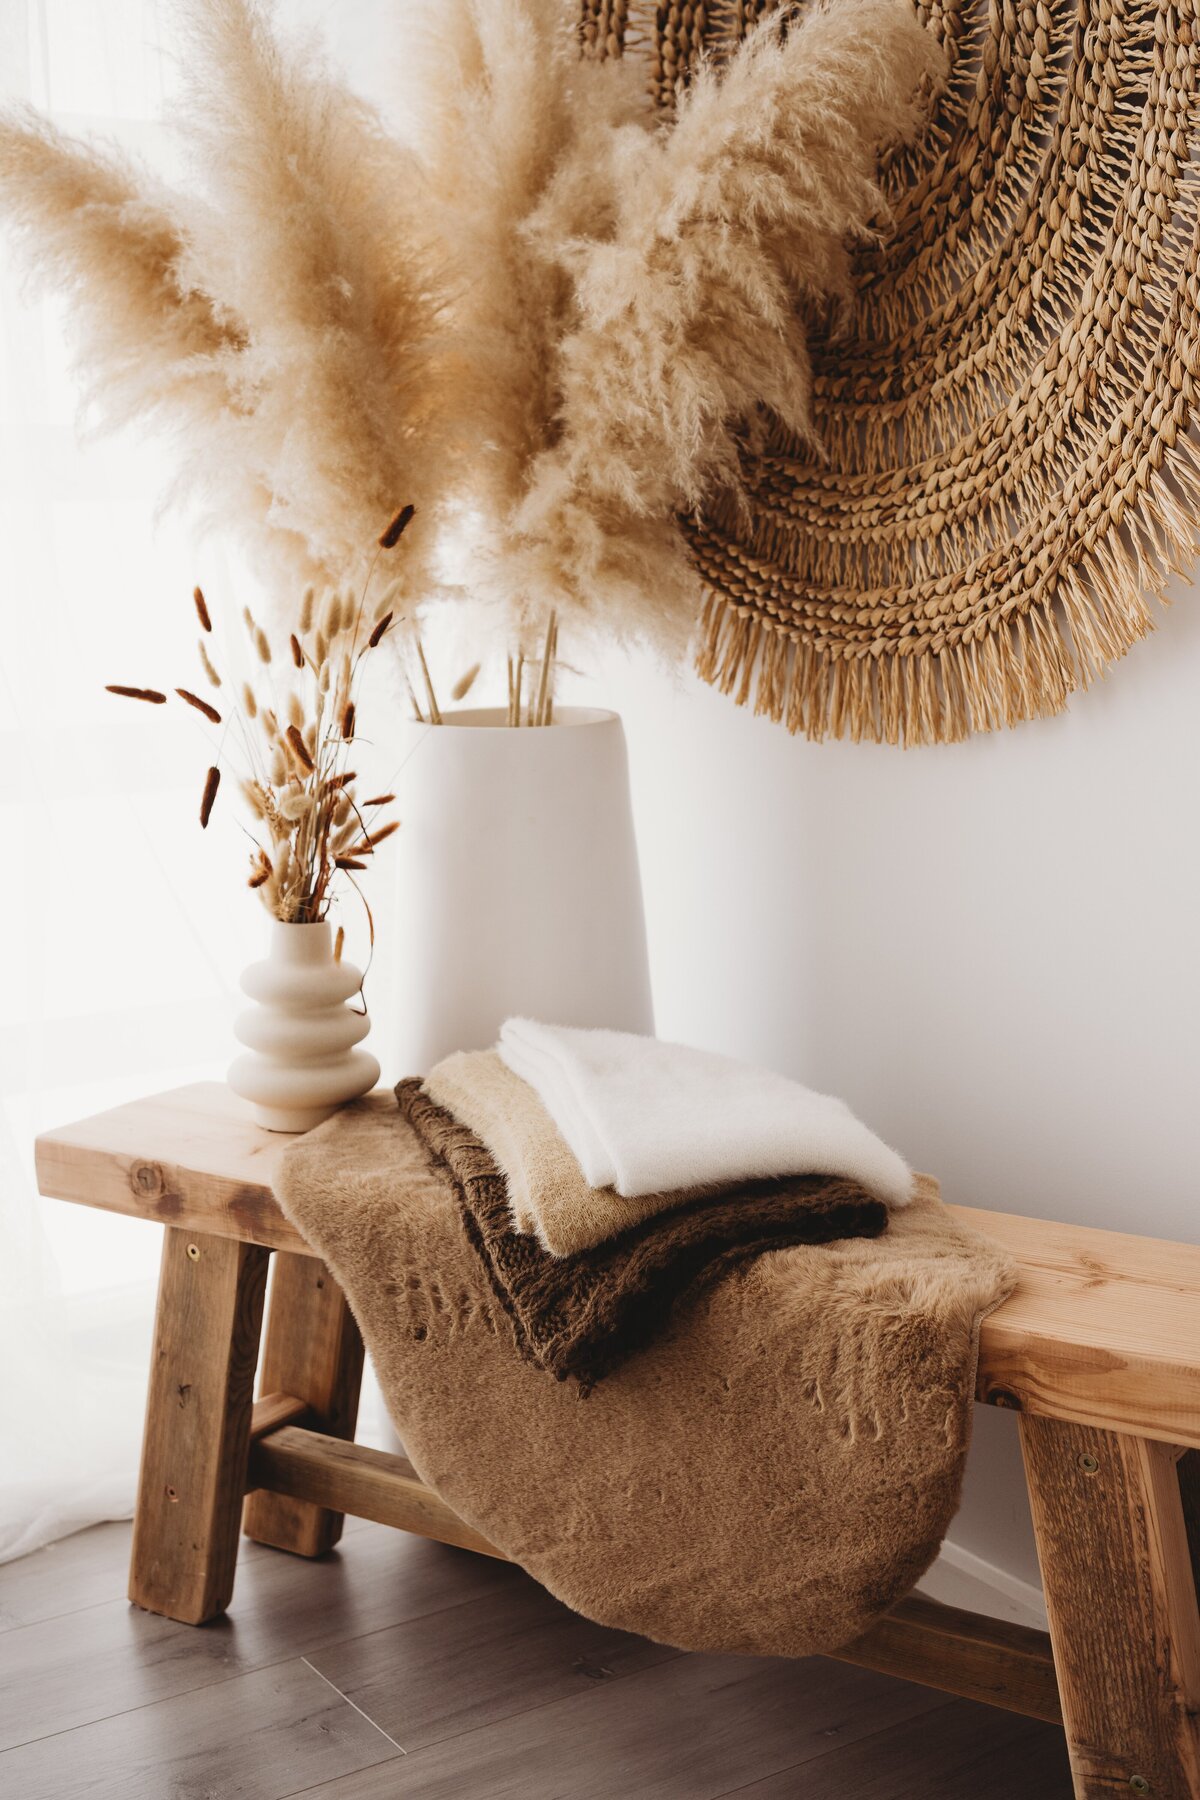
[694, 411, 1200, 746]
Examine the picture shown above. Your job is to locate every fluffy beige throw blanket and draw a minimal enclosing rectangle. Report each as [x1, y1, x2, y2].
[277, 1097, 1016, 1658]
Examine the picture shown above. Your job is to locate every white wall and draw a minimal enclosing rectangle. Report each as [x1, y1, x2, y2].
[567, 586, 1200, 1594]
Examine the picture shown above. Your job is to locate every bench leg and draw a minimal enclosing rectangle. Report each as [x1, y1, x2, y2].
[243, 1252, 365, 1557]
[1020, 1416, 1200, 1798]
[129, 1227, 270, 1624]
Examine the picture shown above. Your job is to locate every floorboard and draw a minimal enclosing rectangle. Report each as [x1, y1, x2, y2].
[293, 1651, 950, 1800]
[717, 1694, 1073, 1798]
[0, 1519, 1073, 1800]
[306, 1570, 679, 1750]
[0, 1520, 514, 1751]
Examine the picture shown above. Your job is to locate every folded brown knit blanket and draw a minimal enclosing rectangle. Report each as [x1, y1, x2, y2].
[396, 1077, 888, 1391]
[277, 1097, 1017, 1660]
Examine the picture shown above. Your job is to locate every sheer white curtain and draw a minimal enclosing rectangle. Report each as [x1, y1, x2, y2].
[0, 0, 393, 1562]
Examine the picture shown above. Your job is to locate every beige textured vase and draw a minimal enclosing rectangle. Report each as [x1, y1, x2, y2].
[227, 920, 380, 1132]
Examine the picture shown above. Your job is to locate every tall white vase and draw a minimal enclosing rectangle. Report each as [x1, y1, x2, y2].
[228, 920, 380, 1132]
[386, 707, 654, 1075]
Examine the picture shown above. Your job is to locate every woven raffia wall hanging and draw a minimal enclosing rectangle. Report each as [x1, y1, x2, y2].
[580, 0, 1200, 744]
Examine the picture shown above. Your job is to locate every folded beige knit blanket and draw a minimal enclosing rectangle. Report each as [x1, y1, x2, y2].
[277, 1097, 1017, 1659]
[396, 1078, 888, 1391]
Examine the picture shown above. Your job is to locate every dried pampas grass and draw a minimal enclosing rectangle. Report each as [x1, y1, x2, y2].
[513, 0, 944, 655]
[401, 0, 942, 658]
[0, 0, 446, 608]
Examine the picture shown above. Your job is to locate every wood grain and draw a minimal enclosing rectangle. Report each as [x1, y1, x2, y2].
[35, 1084, 1200, 1448]
[129, 1227, 269, 1625]
[718, 1696, 1073, 1799]
[1020, 1416, 1200, 1798]
[0, 1522, 513, 1754]
[244, 1254, 365, 1556]
[248, 1426, 505, 1560]
[34, 1084, 307, 1253]
[832, 1591, 1061, 1723]
[0, 1656, 399, 1800]
[972, 1207, 1200, 1451]
[295, 1648, 950, 1800]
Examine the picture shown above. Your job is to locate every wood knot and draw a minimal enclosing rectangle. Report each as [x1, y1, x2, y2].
[985, 1386, 1024, 1412]
[130, 1160, 166, 1199]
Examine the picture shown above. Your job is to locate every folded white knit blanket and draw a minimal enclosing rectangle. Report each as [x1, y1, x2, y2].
[497, 1019, 914, 1207]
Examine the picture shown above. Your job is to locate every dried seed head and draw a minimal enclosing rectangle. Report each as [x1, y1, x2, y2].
[175, 687, 222, 725]
[241, 683, 258, 720]
[280, 791, 310, 821]
[287, 691, 305, 731]
[324, 592, 342, 639]
[255, 628, 272, 665]
[270, 747, 288, 786]
[341, 701, 355, 740]
[299, 587, 315, 634]
[314, 631, 328, 668]
[198, 640, 222, 689]
[378, 504, 414, 548]
[106, 684, 166, 704]
[286, 724, 315, 771]
[365, 819, 399, 848]
[362, 793, 395, 807]
[451, 663, 481, 702]
[290, 633, 304, 670]
[335, 857, 368, 871]
[243, 605, 256, 633]
[240, 778, 267, 818]
[193, 586, 212, 632]
[199, 765, 221, 828]
[367, 611, 393, 649]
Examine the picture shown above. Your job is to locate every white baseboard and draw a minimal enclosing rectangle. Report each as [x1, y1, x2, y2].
[915, 1538, 1048, 1631]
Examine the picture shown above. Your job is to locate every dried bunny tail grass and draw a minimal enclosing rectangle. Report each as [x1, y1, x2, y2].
[285, 723, 315, 770]
[287, 690, 305, 730]
[176, 686, 222, 724]
[298, 586, 316, 633]
[199, 640, 222, 687]
[367, 611, 393, 648]
[0, 109, 242, 440]
[450, 663, 480, 701]
[199, 764, 221, 827]
[240, 777, 268, 817]
[193, 585, 212, 631]
[170, 0, 449, 600]
[241, 681, 258, 718]
[509, 0, 944, 656]
[254, 626, 272, 664]
[107, 684, 167, 703]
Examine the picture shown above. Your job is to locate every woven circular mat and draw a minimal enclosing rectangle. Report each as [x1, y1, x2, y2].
[582, 0, 1200, 744]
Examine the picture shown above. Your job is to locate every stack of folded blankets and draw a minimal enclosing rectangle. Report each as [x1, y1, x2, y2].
[277, 1020, 1016, 1660]
[400, 1018, 915, 1391]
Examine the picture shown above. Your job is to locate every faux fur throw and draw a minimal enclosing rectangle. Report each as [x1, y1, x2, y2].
[277, 1098, 1016, 1659]
[396, 1078, 887, 1390]
[497, 1019, 914, 1205]
[425, 1048, 812, 1256]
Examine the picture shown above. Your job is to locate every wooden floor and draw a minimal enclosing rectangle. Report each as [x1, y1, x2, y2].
[0, 1519, 1074, 1799]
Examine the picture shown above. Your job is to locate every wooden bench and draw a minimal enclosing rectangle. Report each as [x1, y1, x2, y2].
[35, 1082, 1200, 1800]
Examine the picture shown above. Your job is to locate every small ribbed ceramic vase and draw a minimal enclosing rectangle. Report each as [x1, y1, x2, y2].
[227, 920, 380, 1132]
